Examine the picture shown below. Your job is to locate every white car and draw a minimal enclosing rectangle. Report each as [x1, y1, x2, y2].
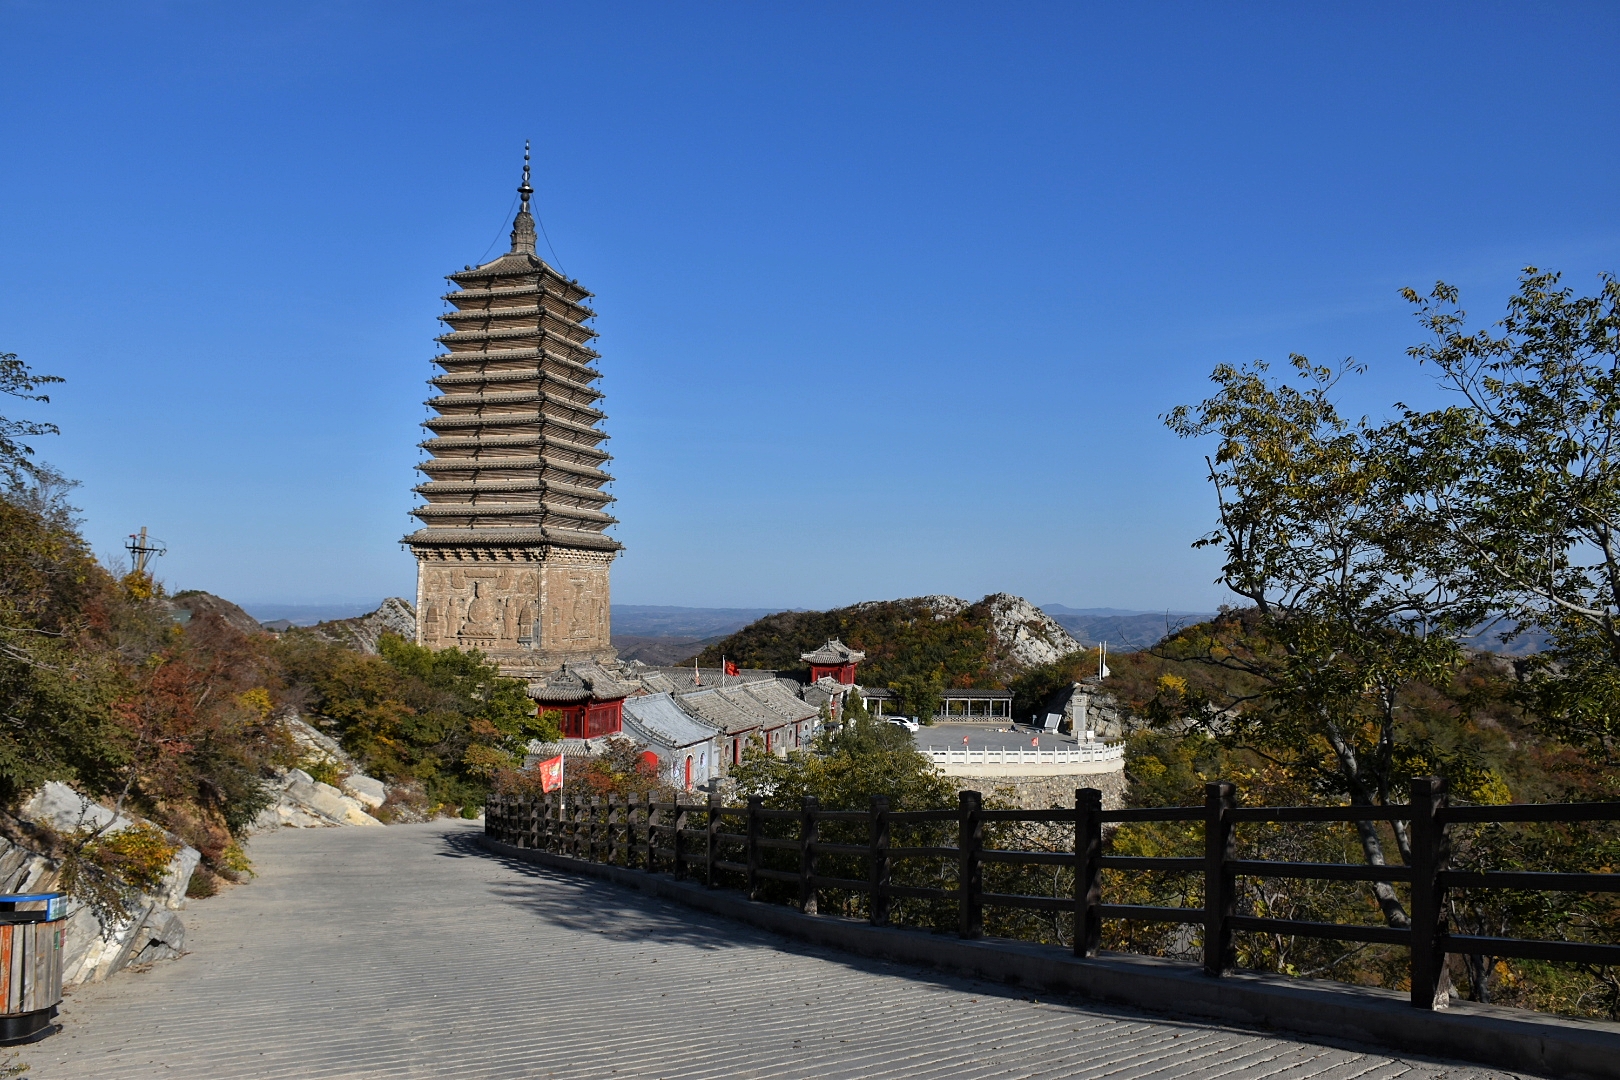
[885, 716, 920, 732]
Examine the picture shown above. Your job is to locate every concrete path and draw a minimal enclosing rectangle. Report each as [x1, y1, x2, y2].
[24, 821, 1530, 1079]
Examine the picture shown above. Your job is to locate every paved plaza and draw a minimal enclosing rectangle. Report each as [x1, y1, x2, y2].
[26, 821, 1529, 1079]
[916, 721, 1082, 752]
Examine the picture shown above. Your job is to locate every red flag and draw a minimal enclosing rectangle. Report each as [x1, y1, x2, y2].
[1031, 737, 1039, 747]
[962, 735, 969, 746]
[725, 661, 739, 677]
[537, 753, 565, 793]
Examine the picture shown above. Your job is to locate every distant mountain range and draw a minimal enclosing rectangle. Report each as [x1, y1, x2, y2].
[245, 599, 1551, 659]
[609, 606, 798, 663]
[1037, 604, 1216, 651]
[240, 602, 382, 626]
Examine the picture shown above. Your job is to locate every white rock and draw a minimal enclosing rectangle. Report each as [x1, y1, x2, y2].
[10, 783, 202, 987]
[20, 782, 199, 909]
[284, 778, 383, 827]
[341, 774, 387, 809]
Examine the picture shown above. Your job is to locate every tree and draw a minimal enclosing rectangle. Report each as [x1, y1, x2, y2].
[0, 352, 62, 484]
[731, 713, 953, 812]
[1400, 270, 1620, 761]
[274, 631, 554, 809]
[1162, 355, 1475, 929]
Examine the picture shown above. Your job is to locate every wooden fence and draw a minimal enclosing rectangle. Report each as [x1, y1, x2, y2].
[484, 777, 1620, 1011]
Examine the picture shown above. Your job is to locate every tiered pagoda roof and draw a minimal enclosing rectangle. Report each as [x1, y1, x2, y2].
[404, 149, 620, 554]
[800, 639, 865, 665]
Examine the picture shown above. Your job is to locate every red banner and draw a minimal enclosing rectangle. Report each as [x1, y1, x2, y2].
[537, 753, 565, 793]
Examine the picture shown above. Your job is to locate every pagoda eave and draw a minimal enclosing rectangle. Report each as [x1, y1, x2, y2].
[403, 526, 622, 552]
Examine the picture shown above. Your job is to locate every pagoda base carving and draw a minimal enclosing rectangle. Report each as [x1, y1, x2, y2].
[413, 546, 617, 679]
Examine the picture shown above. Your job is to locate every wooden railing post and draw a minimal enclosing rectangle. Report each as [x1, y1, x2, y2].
[1203, 780, 1237, 976]
[706, 792, 721, 888]
[869, 795, 891, 926]
[1410, 775, 1452, 1009]
[545, 795, 558, 852]
[609, 795, 622, 866]
[958, 790, 983, 939]
[629, 793, 643, 867]
[673, 801, 689, 880]
[799, 796, 820, 914]
[587, 798, 599, 861]
[646, 800, 661, 874]
[746, 796, 763, 900]
[1075, 787, 1102, 957]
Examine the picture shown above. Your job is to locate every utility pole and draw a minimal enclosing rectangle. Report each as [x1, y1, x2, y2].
[125, 527, 167, 575]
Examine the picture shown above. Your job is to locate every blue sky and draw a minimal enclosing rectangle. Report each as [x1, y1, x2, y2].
[1, 2, 1617, 613]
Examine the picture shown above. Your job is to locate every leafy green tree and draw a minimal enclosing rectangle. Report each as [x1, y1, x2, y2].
[275, 631, 554, 809]
[1400, 270, 1620, 761]
[731, 713, 953, 812]
[1163, 355, 1475, 929]
[888, 671, 943, 723]
[0, 475, 128, 804]
[0, 352, 62, 484]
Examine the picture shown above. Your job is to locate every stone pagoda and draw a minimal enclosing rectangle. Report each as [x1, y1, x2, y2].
[404, 147, 620, 679]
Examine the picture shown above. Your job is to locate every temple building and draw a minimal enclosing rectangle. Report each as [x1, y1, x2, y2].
[405, 147, 620, 679]
[800, 639, 863, 684]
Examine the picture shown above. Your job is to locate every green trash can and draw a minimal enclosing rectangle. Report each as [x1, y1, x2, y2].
[0, 893, 64, 1043]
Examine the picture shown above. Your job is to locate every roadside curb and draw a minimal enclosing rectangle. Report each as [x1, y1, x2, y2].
[480, 835, 1620, 1080]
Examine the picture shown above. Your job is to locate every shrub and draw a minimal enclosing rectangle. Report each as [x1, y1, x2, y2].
[59, 821, 181, 927]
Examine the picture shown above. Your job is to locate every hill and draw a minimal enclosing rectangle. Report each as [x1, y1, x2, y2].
[690, 593, 1080, 714]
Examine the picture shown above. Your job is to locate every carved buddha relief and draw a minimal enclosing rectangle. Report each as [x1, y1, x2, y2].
[460, 582, 498, 638]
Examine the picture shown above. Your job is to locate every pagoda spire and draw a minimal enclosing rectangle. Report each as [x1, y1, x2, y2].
[510, 141, 537, 256]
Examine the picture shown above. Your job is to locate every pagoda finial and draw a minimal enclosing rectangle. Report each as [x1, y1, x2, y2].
[519, 140, 533, 212]
[510, 140, 537, 256]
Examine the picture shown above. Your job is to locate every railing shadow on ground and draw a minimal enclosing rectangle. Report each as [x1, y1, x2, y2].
[448, 826, 1487, 1063]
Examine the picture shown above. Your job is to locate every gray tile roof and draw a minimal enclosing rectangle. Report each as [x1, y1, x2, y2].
[674, 685, 794, 735]
[737, 680, 818, 724]
[623, 693, 719, 749]
[528, 663, 637, 704]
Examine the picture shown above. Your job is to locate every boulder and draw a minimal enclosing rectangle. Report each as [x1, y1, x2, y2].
[19, 782, 200, 909]
[278, 771, 383, 828]
[306, 598, 416, 655]
[341, 774, 387, 809]
[9, 783, 202, 986]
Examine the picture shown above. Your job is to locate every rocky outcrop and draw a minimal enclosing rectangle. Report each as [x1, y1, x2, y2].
[872, 593, 1082, 667]
[307, 598, 417, 655]
[10, 782, 199, 985]
[980, 593, 1082, 667]
[256, 769, 384, 829]
[165, 591, 266, 637]
[251, 713, 389, 830]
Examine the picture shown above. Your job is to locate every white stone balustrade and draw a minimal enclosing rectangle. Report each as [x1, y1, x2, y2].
[922, 743, 1124, 767]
